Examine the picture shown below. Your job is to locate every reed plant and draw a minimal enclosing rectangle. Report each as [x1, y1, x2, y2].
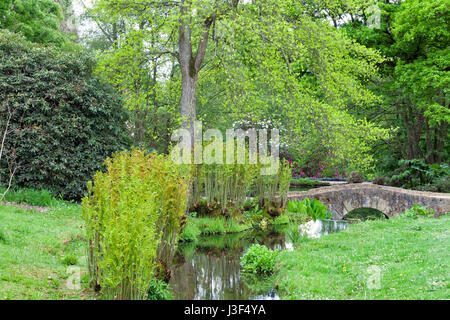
[82, 149, 188, 299]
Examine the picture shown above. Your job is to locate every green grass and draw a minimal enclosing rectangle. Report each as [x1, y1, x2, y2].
[0, 187, 67, 207]
[275, 214, 450, 299]
[180, 216, 251, 242]
[0, 203, 90, 299]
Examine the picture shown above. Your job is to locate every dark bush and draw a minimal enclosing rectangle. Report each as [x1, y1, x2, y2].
[0, 30, 130, 200]
[387, 159, 450, 192]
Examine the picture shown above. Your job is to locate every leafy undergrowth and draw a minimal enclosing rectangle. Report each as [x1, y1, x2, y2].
[0, 204, 92, 299]
[275, 214, 450, 299]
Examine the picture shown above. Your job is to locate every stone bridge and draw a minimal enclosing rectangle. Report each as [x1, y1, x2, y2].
[287, 183, 450, 219]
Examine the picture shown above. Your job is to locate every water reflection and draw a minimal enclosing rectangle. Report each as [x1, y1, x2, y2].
[170, 220, 349, 300]
[298, 219, 349, 239]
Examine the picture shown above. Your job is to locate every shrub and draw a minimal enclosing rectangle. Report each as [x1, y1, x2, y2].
[389, 159, 449, 191]
[82, 149, 189, 299]
[0, 30, 130, 200]
[287, 198, 332, 221]
[348, 171, 363, 183]
[147, 278, 173, 300]
[240, 244, 279, 275]
[401, 205, 435, 219]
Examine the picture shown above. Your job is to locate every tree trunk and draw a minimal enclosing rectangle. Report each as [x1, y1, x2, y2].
[178, 1, 214, 139]
[398, 103, 424, 159]
[179, 72, 198, 135]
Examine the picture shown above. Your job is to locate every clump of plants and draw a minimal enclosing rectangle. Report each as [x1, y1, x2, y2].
[388, 159, 449, 192]
[240, 243, 279, 275]
[347, 171, 363, 183]
[401, 205, 435, 219]
[188, 143, 292, 220]
[147, 278, 173, 300]
[82, 149, 189, 299]
[286, 198, 332, 221]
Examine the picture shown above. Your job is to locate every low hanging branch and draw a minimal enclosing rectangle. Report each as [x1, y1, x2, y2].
[0, 104, 20, 204]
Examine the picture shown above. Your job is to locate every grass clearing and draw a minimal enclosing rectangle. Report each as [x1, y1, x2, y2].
[275, 214, 450, 299]
[0, 203, 91, 299]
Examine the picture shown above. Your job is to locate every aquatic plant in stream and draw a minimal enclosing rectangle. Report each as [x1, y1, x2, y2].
[240, 243, 279, 275]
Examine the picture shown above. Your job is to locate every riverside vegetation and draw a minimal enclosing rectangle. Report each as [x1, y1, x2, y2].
[0, 186, 448, 299]
[0, 0, 449, 301]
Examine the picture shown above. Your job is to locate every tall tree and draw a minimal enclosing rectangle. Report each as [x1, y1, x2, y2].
[342, 0, 449, 165]
[88, 0, 389, 172]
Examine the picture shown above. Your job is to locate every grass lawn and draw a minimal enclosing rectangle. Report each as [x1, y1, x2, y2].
[275, 214, 450, 299]
[0, 203, 89, 299]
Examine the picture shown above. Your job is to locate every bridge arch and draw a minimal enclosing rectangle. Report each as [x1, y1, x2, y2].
[343, 207, 388, 220]
[287, 183, 450, 220]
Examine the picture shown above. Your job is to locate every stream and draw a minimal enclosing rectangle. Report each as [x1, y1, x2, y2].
[169, 219, 350, 300]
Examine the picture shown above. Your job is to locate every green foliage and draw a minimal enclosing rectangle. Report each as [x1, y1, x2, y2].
[87, 0, 389, 175]
[271, 215, 290, 226]
[146, 278, 173, 300]
[255, 159, 292, 209]
[181, 216, 250, 240]
[285, 223, 309, 246]
[240, 243, 279, 275]
[61, 254, 78, 266]
[189, 144, 291, 218]
[389, 159, 449, 191]
[343, 0, 449, 167]
[287, 198, 332, 221]
[82, 149, 189, 299]
[0, 30, 130, 200]
[401, 205, 435, 219]
[0, 0, 73, 47]
[179, 218, 202, 242]
[392, 0, 450, 126]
